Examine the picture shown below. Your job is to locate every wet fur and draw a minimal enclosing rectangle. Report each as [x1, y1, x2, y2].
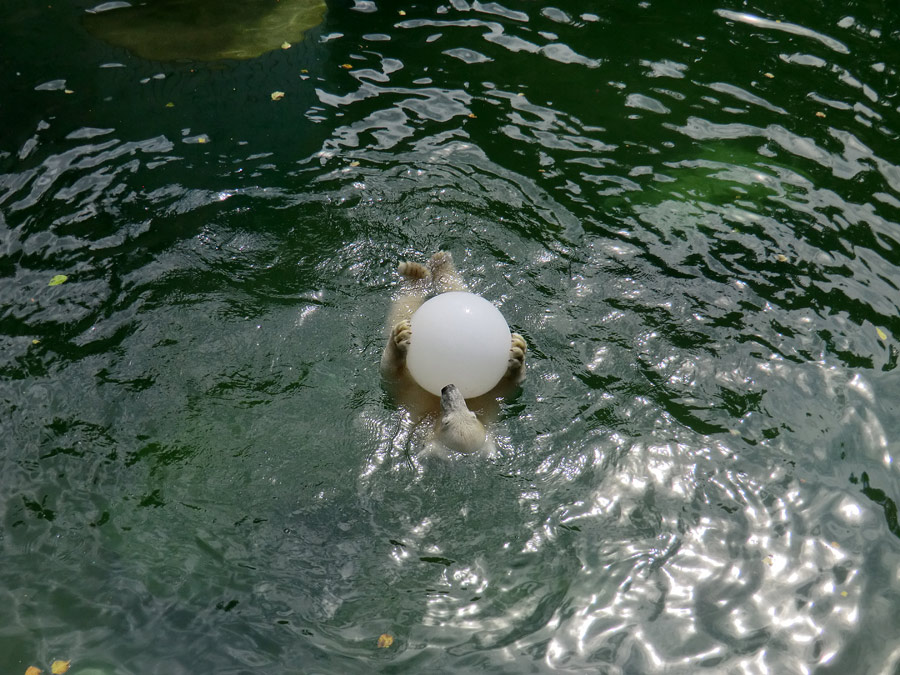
[381, 252, 526, 456]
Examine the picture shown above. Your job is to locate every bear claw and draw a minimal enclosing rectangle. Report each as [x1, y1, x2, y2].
[391, 319, 412, 352]
[508, 332, 527, 371]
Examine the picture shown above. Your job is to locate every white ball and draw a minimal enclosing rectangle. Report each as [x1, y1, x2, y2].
[406, 291, 511, 398]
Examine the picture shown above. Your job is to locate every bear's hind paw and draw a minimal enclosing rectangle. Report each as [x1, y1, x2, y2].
[428, 250, 454, 276]
[398, 261, 429, 280]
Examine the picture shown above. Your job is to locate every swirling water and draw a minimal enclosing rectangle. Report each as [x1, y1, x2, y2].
[2, 0, 900, 672]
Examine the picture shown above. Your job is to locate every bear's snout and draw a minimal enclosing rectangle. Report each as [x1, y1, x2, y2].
[440, 383, 468, 413]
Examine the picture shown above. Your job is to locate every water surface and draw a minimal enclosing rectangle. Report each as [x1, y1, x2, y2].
[2, 0, 900, 673]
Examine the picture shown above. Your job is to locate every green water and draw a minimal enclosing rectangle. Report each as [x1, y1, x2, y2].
[2, 0, 900, 672]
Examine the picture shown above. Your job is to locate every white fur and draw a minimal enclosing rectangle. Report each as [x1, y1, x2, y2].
[381, 252, 526, 456]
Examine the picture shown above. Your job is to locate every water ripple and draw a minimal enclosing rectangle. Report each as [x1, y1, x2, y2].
[716, 10, 850, 55]
[2, 0, 900, 672]
[2, 135, 173, 213]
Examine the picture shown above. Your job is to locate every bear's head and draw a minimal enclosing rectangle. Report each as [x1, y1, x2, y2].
[436, 384, 487, 454]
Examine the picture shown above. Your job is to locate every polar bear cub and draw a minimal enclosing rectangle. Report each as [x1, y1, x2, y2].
[381, 251, 526, 456]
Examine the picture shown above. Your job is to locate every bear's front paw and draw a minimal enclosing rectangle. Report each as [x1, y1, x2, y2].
[508, 332, 527, 372]
[391, 319, 412, 353]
